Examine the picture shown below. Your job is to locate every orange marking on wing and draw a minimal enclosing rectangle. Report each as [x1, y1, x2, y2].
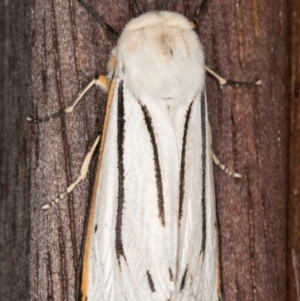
[80, 79, 116, 301]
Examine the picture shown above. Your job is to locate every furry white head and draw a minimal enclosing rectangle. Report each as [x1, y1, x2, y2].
[115, 11, 205, 112]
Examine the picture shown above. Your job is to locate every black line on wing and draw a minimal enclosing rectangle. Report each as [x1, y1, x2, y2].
[115, 81, 127, 264]
[200, 91, 207, 255]
[169, 267, 173, 282]
[146, 270, 156, 292]
[179, 101, 193, 223]
[180, 266, 188, 291]
[140, 104, 165, 227]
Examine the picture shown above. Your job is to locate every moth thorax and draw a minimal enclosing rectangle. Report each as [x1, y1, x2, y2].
[115, 11, 205, 111]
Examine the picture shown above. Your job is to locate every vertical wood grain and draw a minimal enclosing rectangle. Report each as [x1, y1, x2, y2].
[0, 0, 288, 300]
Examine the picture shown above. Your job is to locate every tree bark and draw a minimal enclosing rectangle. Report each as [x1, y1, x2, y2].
[0, 0, 32, 300]
[0, 0, 288, 300]
[288, 0, 300, 300]
[200, 1, 288, 300]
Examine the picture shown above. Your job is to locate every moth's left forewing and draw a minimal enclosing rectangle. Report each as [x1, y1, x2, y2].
[80, 77, 118, 301]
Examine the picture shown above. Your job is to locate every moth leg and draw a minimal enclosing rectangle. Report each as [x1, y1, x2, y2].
[212, 152, 241, 178]
[209, 123, 241, 178]
[205, 66, 262, 88]
[27, 75, 110, 123]
[42, 135, 101, 209]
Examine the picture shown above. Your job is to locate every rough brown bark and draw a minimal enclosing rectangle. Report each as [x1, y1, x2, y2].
[288, 0, 300, 300]
[0, 0, 288, 300]
[0, 1, 32, 300]
[199, 1, 288, 300]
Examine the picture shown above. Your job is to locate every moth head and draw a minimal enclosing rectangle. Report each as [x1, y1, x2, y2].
[113, 11, 205, 110]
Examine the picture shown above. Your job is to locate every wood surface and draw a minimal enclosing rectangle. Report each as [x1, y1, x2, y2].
[0, 0, 288, 300]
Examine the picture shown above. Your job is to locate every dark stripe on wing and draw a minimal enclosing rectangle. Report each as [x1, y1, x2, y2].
[200, 91, 207, 255]
[140, 104, 165, 227]
[115, 81, 127, 263]
[169, 267, 173, 282]
[180, 266, 188, 291]
[146, 270, 156, 292]
[178, 101, 193, 223]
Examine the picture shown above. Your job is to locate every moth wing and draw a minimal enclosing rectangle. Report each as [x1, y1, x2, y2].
[80, 77, 122, 301]
[173, 91, 219, 301]
[82, 78, 178, 301]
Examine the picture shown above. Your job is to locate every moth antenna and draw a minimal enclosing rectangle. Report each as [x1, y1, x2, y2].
[132, 0, 142, 15]
[205, 67, 262, 88]
[191, 0, 210, 25]
[77, 0, 120, 40]
[163, 0, 174, 10]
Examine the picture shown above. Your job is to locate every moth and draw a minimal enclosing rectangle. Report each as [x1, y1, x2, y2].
[81, 11, 220, 301]
[28, 1, 260, 300]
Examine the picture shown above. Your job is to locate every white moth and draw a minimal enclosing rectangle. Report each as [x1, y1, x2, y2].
[80, 11, 219, 301]
[30, 8, 250, 301]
